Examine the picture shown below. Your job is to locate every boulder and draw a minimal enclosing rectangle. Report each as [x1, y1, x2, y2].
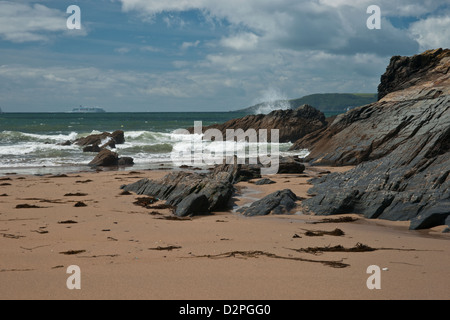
[278, 156, 306, 174]
[121, 170, 235, 216]
[88, 149, 119, 167]
[237, 189, 298, 216]
[117, 157, 134, 166]
[83, 144, 101, 153]
[74, 130, 125, 147]
[88, 149, 134, 167]
[253, 178, 276, 185]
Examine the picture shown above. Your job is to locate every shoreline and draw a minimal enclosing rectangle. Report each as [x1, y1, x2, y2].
[0, 167, 449, 300]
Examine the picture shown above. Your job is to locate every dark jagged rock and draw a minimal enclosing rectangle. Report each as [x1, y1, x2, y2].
[121, 170, 235, 217]
[60, 140, 72, 146]
[89, 149, 119, 167]
[278, 156, 305, 174]
[293, 49, 450, 230]
[237, 189, 299, 216]
[253, 178, 276, 185]
[117, 157, 134, 166]
[74, 130, 125, 147]
[83, 144, 101, 153]
[88, 149, 134, 167]
[188, 104, 327, 143]
[175, 193, 210, 217]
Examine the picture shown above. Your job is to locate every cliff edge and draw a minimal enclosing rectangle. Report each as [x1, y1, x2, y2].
[291, 49, 450, 230]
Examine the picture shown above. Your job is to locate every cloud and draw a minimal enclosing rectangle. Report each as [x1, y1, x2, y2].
[0, 2, 74, 43]
[220, 32, 259, 51]
[181, 40, 200, 50]
[114, 47, 131, 54]
[409, 15, 450, 51]
[141, 45, 162, 53]
[118, 0, 429, 57]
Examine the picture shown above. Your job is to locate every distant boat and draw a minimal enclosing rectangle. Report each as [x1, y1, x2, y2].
[71, 106, 106, 113]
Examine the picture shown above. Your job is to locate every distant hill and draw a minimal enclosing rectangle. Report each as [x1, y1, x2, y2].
[236, 93, 377, 114]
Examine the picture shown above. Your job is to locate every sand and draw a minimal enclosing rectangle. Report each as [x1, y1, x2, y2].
[0, 166, 449, 300]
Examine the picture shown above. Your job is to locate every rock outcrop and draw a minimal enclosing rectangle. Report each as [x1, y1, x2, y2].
[74, 130, 125, 147]
[88, 149, 134, 167]
[237, 189, 299, 216]
[290, 49, 450, 230]
[188, 104, 327, 143]
[121, 169, 235, 217]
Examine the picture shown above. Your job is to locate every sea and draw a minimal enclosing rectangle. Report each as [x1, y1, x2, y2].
[0, 112, 312, 176]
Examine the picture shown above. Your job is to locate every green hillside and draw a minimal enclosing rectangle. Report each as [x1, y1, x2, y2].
[237, 93, 377, 114]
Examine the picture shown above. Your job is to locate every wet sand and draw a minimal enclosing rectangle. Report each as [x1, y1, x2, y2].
[0, 167, 449, 300]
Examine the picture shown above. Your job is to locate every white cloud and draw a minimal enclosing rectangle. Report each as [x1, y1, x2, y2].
[115, 47, 131, 54]
[141, 45, 162, 53]
[118, 0, 426, 56]
[409, 16, 450, 51]
[220, 32, 259, 51]
[0, 2, 72, 43]
[181, 40, 200, 50]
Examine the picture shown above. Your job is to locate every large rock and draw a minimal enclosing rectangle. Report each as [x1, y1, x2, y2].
[75, 130, 125, 147]
[278, 156, 305, 174]
[237, 189, 299, 217]
[121, 170, 235, 217]
[188, 104, 327, 143]
[292, 49, 450, 230]
[88, 149, 134, 167]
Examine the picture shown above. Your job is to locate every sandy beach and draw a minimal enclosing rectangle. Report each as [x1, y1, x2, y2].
[0, 166, 449, 300]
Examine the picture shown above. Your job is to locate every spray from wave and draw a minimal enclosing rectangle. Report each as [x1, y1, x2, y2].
[253, 88, 291, 115]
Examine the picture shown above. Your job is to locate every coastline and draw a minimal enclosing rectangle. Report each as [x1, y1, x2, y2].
[0, 166, 448, 300]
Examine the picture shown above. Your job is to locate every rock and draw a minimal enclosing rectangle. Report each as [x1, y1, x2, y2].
[117, 157, 134, 166]
[253, 178, 276, 185]
[237, 189, 298, 216]
[175, 193, 210, 217]
[121, 169, 235, 216]
[187, 104, 327, 143]
[88, 149, 119, 167]
[60, 140, 72, 146]
[83, 144, 101, 153]
[88, 149, 134, 167]
[74, 130, 125, 147]
[212, 158, 261, 183]
[110, 130, 125, 144]
[278, 156, 306, 174]
[294, 49, 450, 230]
[100, 139, 116, 150]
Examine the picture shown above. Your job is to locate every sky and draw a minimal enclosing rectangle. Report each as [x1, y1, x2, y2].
[0, 0, 449, 112]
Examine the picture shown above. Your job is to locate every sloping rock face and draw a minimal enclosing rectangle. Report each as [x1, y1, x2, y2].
[291, 49, 450, 230]
[237, 189, 299, 217]
[121, 170, 235, 217]
[188, 104, 327, 143]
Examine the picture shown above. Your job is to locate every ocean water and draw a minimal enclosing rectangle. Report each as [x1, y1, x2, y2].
[0, 112, 309, 175]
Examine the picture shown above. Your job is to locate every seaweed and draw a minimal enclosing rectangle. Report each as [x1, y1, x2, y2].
[149, 245, 182, 251]
[59, 250, 86, 255]
[190, 250, 349, 268]
[303, 228, 345, 237]
[293, 243, 376, 255]
[133, 197, 157, 208]
[308, 217, 358, 224]
[15, 204, 42, 209]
